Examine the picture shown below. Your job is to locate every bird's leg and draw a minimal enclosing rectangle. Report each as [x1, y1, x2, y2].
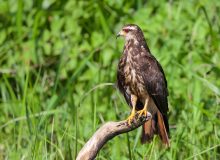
[127, 94, 137, 125]
[137, 98, 149, 118]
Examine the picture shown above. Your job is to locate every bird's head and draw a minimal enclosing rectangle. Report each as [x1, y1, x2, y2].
[116, 24, 143, 42]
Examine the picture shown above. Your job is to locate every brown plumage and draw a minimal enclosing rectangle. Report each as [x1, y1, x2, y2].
[116, 24, 170, 146]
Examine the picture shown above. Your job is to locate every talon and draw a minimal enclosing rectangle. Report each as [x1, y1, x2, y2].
[137, 109, 147, 118]
[126, 111, 135, 125]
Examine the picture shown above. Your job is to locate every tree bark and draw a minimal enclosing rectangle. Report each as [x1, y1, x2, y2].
[76, 112, 152, 160]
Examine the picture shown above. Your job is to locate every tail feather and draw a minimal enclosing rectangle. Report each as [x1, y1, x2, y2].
[157, 111, 170, 146]
[141, 118, 155, 144]
[141, 111, 170, 147]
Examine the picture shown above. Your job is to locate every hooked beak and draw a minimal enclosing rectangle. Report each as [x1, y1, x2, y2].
[116, 30, 126, 39]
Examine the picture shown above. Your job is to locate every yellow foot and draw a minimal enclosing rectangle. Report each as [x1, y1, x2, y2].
[137, 109, 147, 118]
[126, 111, 135, 125]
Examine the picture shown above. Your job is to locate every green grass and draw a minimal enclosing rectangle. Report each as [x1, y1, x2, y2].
[0, 0, 220, 159]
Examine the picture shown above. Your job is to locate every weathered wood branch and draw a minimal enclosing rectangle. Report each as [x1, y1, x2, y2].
[76, 112, 152, 160]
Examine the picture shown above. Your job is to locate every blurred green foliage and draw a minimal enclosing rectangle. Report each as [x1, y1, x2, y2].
[0, 0, 220, 159]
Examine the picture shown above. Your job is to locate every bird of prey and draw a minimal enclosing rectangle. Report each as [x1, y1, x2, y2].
[116, 24, 170, 146]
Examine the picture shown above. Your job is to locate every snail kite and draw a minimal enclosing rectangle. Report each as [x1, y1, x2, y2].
[116, 24, 170, 146]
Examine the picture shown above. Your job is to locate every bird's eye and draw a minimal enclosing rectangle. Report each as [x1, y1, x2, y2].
[123, 28, 130, 33]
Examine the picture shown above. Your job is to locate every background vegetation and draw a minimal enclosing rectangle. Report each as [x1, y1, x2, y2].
[0, 0, 220, 159]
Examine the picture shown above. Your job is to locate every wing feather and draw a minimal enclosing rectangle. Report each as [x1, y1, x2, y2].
[140, 54, 169, 115]
[117, 71, 132, 107]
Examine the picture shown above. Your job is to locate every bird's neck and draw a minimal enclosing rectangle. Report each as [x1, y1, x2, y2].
[125, 39, 137, 46]
[125, 38, 150, 54]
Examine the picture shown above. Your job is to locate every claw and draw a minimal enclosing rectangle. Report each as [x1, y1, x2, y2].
[137, 109, 147, 118]
[126, 111, 135, 125]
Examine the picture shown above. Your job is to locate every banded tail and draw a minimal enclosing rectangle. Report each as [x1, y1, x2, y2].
[141, 111, 170, 147]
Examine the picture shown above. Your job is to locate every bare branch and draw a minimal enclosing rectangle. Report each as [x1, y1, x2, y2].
[76, 112, 152, 160]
